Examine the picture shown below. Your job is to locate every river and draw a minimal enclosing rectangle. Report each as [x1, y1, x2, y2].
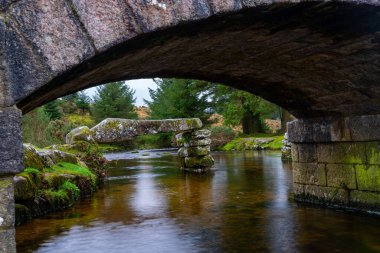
[16, 150, 380, 253]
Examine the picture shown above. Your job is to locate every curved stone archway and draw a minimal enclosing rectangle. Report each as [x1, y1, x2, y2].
[1, 1, 380, 251]
[0, 0, 378, 118]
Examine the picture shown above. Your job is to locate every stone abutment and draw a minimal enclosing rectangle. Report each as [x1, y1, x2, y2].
[0, 106, 23, 253]
[288, 115, 380, 212]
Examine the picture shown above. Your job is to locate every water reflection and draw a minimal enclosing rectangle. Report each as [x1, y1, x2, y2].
[16, 150, 380, 253]
[131, 168, 167, 217]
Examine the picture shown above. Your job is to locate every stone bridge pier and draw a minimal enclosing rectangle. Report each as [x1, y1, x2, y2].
[289, 115, 380, 212]
[0, 107, 22, 253]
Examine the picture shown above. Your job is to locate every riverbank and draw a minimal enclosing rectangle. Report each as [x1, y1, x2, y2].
[222, 134, 284, 151]
[14, 143, 107, 225]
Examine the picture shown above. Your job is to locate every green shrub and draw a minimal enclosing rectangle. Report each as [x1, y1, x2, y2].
[61, 181, 80, 200]
[210, 126, 236, 150]
[134, 133, 174, 149]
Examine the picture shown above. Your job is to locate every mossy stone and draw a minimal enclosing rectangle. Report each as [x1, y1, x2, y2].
[23, 144, 46, 170]
[184, 155, 214, 168]
[66, 126, 95, 144]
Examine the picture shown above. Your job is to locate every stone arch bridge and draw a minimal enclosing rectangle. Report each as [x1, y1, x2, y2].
[66, 118, 214, 170]
[1, 0, 380, 251]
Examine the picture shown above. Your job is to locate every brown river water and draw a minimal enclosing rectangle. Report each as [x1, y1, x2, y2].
[16, 150, 380, 253]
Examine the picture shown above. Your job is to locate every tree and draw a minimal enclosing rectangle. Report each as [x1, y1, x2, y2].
[145, 79, 210, 121]
[92, 81, 138, 122]
[22, 107, 54, 147]
[75, 91, 91, 113]
[211, 85, 278, 134]
[44, 100, 61, 120]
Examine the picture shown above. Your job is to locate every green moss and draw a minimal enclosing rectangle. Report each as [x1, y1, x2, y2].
[366, 143, 380, 165]
[26, 167, 41, 174]
[97, 144, 126, 153]
[262, 135, 284, 150]
[66, 114, 95, 128]
[223, 135, 284, 151]
[61, 181, 80, 200]
[184, 155, 214, 168]
[104, 120, 121, 130]
[41, 189, 71, 209]
[15, 168, 41, 200]
[24, 145, 45, 170]
[46, 162, 97, 187]
[0, 177, 12, 188]
[355, 165, 380, 191]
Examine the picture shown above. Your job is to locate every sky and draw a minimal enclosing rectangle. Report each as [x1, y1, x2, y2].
[85, 79, 158, 106]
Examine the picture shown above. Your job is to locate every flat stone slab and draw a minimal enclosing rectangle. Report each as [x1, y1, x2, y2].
[91, 118, 202, 143]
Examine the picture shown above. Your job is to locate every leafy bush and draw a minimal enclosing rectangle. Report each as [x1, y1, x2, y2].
[134, 133, 174, 149]
[210, 126, 236, 150]
[223, 135, 284, 151]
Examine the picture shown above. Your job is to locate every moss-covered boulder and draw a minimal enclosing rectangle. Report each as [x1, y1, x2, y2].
[184, 155, 215, 168]
[14, 174, 38, 201]
[23, 144, 53, 170]
[37, 149, 79, 164]
[66, 126, 95, 144]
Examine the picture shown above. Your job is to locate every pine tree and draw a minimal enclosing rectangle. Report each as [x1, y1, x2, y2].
[145, 79, 211, 122]
[44, 100, 61, 120]
[75, 91, 91, 113]
[92, 81, 138, 122]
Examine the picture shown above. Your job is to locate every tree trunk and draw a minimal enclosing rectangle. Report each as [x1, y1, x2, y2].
[242, 111, 262, 134]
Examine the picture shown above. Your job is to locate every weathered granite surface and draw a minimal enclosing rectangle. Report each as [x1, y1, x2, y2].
[89, 118, 202, 143]
[176, 129, 214, 172]
[0, 107, 22, 174]
[0, 228, 16, 253]
[0, 1, 377, 119]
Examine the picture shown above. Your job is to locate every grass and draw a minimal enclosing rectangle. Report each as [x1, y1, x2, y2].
[45, 162, 97, 187]
[223, 134, 284, 151]
[261, 135, 284, 150]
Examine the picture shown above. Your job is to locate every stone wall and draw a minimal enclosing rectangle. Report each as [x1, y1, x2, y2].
[288, 115, 380, 212]
[176, 129, 214, 173]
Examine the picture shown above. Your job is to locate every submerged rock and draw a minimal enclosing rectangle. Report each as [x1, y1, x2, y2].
[184, 155, 215, 168]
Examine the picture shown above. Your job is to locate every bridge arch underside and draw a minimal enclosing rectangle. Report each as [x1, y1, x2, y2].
[2, 2, 380, 249]
[4, 1, 379, 118]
